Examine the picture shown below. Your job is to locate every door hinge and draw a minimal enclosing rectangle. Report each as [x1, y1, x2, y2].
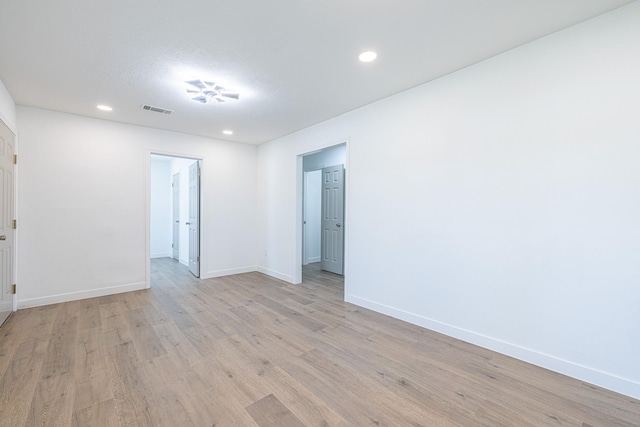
[171, 243, 174, 248]
[12, 284, 16, 294]
[12, 219, 16, 229]
[197, 256, 200, 262]
[13, 154, 17, 165]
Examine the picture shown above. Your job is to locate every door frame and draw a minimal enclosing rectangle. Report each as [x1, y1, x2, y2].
[146, 151, 204, 288]
[187, 161, 201, 277]
[172, 172, 180, 261]
[294, 139, 350, 287]
[0, 118, 17, 317]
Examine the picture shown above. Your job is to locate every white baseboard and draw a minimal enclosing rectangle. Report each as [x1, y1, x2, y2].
[151, 252, 172, 259]
[257, 266, 294, 283]
[18, 282, 147, 309]
[203, 266, 257, 279]
[307, 256, 320, 263]
[345, 294, 640, 400]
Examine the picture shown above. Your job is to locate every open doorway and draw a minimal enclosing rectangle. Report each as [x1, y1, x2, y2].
[150, 154, 201, 280]
[299, 143, 347, 284]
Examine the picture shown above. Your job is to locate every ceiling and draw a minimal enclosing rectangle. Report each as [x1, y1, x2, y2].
[0, 0, 634, 145]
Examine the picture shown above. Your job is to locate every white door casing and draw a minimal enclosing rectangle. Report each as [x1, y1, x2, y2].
[320, 164, 344, 275]
[188, 162, 200, 277]
[172, 173, 180, 260]
[0, 119, 15, 326]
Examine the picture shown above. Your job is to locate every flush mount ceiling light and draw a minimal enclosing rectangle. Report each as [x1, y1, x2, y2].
[358, 51, 378, 62]
[185, 79, 240, 104]
[222, 130, 233, 135]
[96, 104, 113, 111]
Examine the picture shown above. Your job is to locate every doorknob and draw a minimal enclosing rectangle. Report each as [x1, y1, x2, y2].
[336, 223, 341, 227]
[185, 222, 190, 225]
[0, 235, 5, 240]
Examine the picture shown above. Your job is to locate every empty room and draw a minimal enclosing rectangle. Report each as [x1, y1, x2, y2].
[0, 0, 639, 425]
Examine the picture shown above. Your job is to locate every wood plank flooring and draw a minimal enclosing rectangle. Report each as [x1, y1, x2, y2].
[0, 258, 638, 426]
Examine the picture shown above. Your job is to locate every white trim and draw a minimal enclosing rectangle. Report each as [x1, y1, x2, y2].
[151, 252, 173, 258]
[257, 266, 294, 283]
[346, 293, 640, 400]
[203, 266, 257, 279]
[294, 137, 350, 158]
[145, 154, 151, 288]
[294, 155, 303, 284]
[307, 256, 320, 263]
[18, 282, 147, 309]
[343, 141, 351, 297]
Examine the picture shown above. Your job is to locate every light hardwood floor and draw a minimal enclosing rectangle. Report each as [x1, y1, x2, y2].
[0, 258, 638, 426]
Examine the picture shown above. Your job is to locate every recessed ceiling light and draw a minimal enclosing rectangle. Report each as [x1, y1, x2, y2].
[96, 104, 113, 111]
[223, 130, 233, 135]
[358, 51, 377, 62]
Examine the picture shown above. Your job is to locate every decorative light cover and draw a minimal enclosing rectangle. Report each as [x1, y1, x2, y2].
[185, 79, 240, 104]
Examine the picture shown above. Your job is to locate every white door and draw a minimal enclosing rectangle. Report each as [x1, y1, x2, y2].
[172, 173, 180, 260]
[0, 120, 15, 326]
[188, 162, 200, 277]
[320, 164, 344, 275]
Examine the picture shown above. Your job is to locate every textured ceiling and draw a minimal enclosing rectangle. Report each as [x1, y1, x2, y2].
[0, 0, 634, 144]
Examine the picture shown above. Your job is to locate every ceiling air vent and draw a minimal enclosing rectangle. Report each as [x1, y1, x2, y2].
[141, 104, 173, 115]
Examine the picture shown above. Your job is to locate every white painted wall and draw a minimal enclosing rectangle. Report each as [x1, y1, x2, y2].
[257, 3, 640, 399]
[302, 144, 346, 172]
[17, 106, 257, 307]
[170, 158, 197, 266]
[303, 170, 321, 264]
[150, 156, 172, 258]
[0, 80, 17, 133]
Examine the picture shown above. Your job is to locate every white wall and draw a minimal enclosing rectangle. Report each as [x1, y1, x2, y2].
[302, 144, 346, 172]
[0, 80, 17, 133]
[257, 3, 640, 399]
[17, 106, 258, 307]
[170, 157, 197, 266]
[303, 170, 321, 263]
[150, 156, 172, 258]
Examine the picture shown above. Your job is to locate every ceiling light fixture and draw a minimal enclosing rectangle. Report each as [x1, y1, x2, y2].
[358, 51, 378, 62]
[185, 79, 240, 104]
[96, 104, 113, 111]
[222, 130, 233, 135]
